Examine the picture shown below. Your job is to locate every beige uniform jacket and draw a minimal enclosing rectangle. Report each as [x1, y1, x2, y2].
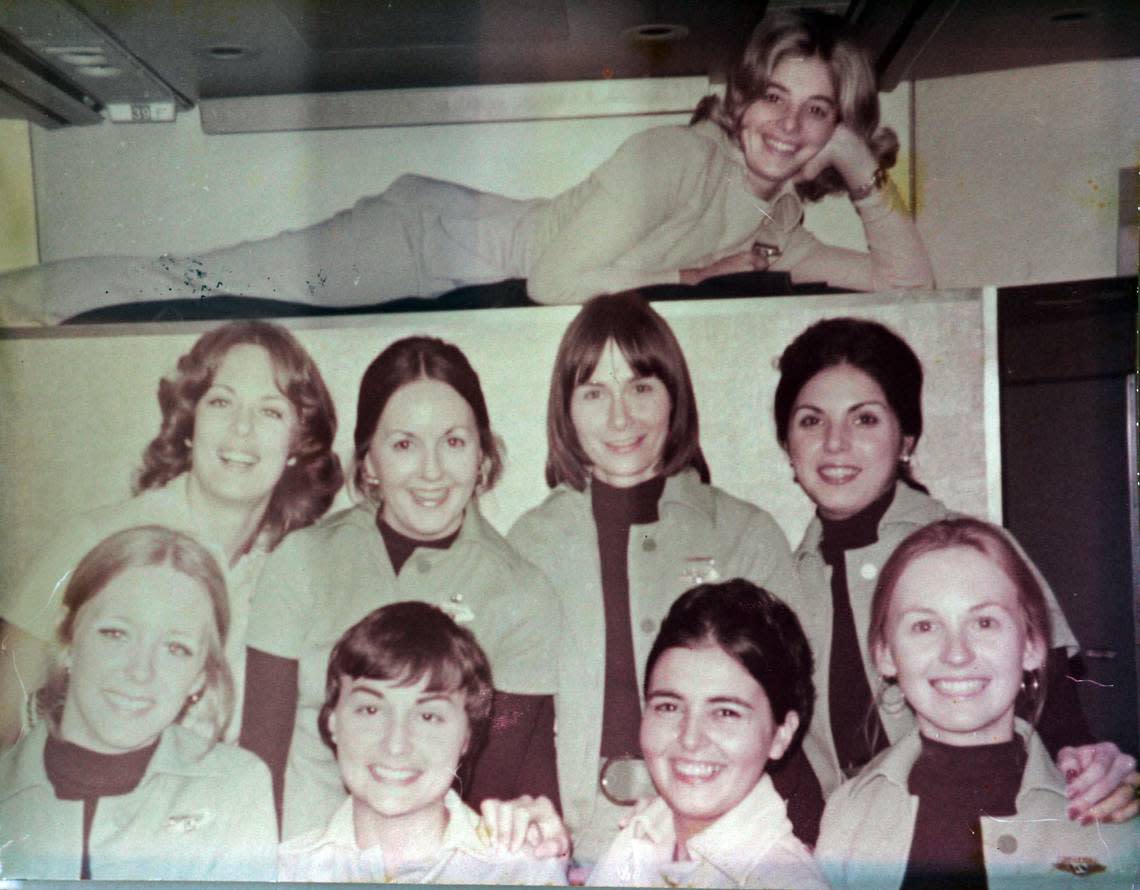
[0, 722, 277, 881]
[815, 721, 1139, 889]
[507, 469, 799, 839]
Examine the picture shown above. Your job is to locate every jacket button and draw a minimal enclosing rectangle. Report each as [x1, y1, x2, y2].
[416, 557, 432, 573]
[640, 618, 657, 634]
[859, 562, 877, 581]
[996, 835, 1017, 854]
[641, 537, 657, 552]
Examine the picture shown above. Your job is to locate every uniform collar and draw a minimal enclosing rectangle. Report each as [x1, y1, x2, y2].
[546, 468, 716, 522]
[625, 774, 792, 868]
[297, 790, 495, 862]
[0, 722, 227, 804]
[797, 481, 945, 561]
[856, 720, 1065, 804]
[348, 498, 512, 566]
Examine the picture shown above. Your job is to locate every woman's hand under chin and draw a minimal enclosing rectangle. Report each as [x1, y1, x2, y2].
[795, 122, 879, 191]
[1058, 742, 1138, 823]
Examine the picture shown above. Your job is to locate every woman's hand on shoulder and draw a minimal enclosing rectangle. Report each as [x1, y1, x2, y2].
[479, 794, 571, 858]
[1057, 742, 1138, 824]
[796, 123, 878, 191]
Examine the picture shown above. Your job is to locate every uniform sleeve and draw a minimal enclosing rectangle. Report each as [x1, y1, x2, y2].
[2, 516, 103, 642]
[483, 563, 563, 695]
[739, 508, 802, 607]
[781, 183, 935, 292]
[526, 128, 704, 304]
[467, 692, 559, 811]
[814, 781, 858, 890]
[244, 533, 315, 659]
[203, 751, 278, 881]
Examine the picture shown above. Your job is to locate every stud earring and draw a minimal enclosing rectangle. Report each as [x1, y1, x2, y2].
[286, 456, 297, 467]
[186, 690, 203, 707]
[183, 437, 193, 449]
[900, 453, 911, 466]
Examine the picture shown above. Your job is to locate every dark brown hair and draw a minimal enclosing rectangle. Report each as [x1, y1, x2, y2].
[134, 322, 343, 553]
[774, 317, 925, 491]
[544, 292, 708, 490]
[644, 579, 815, 756]
[351, 336, 503, 502]
[319, 602, 494, 779]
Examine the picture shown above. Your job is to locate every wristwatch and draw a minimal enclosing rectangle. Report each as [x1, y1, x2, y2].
[848, 167, 888, 201]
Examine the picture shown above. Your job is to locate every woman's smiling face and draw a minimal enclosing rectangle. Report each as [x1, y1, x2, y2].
[366, 377, 483, 541]
[738, 54, 839, 199]
[785, 363, 914, 521]
[639, 645, 798, 845]
[189, 343, 297, 514]
[874, 546, 1045, 746]
[60, 564, 212, 753]
[327, 673, 469, 832]
[569, 339, 672, 488]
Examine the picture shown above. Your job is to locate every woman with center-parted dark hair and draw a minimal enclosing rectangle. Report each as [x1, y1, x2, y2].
[240, 335, 564, 843]
[508, 292, 821, 865]
[0, 526, 277, 881]
[0, 320, 343, 745]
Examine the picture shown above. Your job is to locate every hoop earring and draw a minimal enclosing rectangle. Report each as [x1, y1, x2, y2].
[1020, 669, 1041, 699]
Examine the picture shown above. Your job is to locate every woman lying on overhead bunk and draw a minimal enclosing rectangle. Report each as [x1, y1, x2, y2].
[0, 9, 932, 325]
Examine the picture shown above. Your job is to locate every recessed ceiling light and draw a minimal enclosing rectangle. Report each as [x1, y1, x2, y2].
[55, 51, 108, 66]
[623, 23, 690, 44]
[1050, 9, 1091, 23]
[75, 64, 122, 78]
[206, 45, 249, 60]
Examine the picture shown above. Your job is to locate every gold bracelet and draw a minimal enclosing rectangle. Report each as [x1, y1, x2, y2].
[848, 167, 888, 201]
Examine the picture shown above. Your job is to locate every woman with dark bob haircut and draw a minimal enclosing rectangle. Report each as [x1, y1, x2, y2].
[241, 336, 564, 845]
[0, 10, 930, 325]
[774, 316, 1138, 821]
[588, 580, 826, 888]
[0, 321, 342, 747]
[509, 293, 821, 865]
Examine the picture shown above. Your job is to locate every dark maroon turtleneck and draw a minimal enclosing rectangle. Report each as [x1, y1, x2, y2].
[44, 733, 158, 879]
[591, 474, 666, 758]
